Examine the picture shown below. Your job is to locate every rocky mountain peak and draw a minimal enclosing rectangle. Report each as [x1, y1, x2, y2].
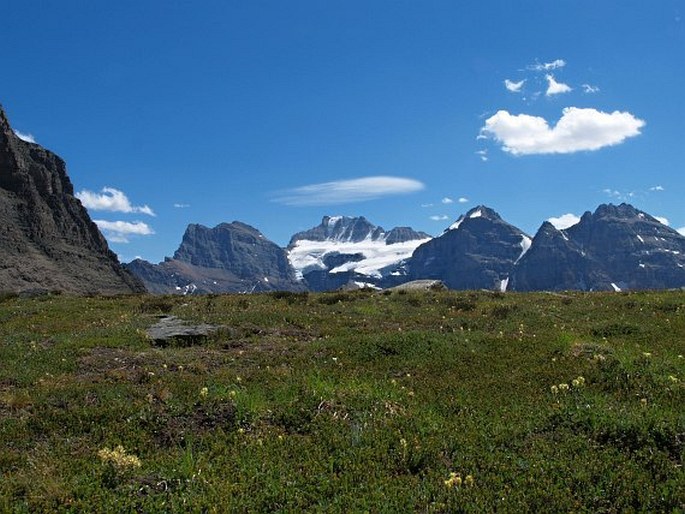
[446, 205, 503, 231]
[410, 206, 530, 290]
[289, 215, 385, 246]
[593, 203, 642, 220]
[511, 202, 685, 291]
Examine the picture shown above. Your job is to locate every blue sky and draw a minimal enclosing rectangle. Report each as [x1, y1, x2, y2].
[3, 1, 684, 262]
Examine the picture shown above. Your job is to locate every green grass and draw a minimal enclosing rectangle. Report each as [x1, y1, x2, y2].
[0, 290, 683, 512]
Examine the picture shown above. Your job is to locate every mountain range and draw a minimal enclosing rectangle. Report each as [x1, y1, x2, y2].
[128, 203, 685, 294]
[3, 102, 685, 295]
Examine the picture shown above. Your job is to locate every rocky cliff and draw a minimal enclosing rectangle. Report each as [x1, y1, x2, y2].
[126, 222, 303, 294]
[0, 104, 144, 294]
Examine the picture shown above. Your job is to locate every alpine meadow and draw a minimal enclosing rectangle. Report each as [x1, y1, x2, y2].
[0, 289, 683, 511]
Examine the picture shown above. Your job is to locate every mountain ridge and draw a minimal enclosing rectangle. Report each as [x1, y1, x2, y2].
[126, 203, 685, 294]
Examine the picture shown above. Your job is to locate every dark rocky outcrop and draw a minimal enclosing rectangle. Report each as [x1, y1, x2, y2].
[126, 222, 303, 294]
[510, 204, 685, 291]
[408, 206, 531, 291]
[385, 226, 431, 245]
[0, 104, 144, 294]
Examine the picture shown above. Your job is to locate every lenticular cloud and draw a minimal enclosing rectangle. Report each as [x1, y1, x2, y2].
[481, 107, 645, 155]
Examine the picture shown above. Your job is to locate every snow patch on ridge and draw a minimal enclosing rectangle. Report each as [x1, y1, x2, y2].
[515, 235, 532, 263]
[448, 216, 465, 231]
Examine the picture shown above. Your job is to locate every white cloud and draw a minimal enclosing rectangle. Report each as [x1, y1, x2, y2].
[94, 220, 154, 244]
[430, 215, 449, 221]
[602, 188, 636, 201]
[13, 130, 36, 143]
[76, 187, 156, 216]
[650, 185, 665, 192]
[528, 59, 566, 72]
[654, 216, 669, 226]
[476, 149, 488, 162]
[173, 203, 190, 208]
[273, 176, 425, 206]
[442, 197, 454, 204]
[548, 213, 581, 230]
[582, 84, 600, 94]
[504, 79, 525, 93]
[421, 203, 434, 208]
[678, 227, 685, 236]
[481, 107, 645, 155]
[458, 197, 469, 203]
[545, 74, 572, 96]
[603, 188, 622, 198]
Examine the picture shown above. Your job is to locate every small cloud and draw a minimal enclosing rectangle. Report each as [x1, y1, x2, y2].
[481, 107, 645, 155]
[458, 197, 469, 204]
[678, 227, 685, 236]
[442, 197, 454, 204]
[582, 84, 600, 94]
[430, 215, 449, 221]
[548, 213, 581, 230]
[94, 220, 154, 244]
[13, 130, 36, 143]
[504, 79, 525, 93]
[173, 203, 190, 208]
[654, 216, 669, 226]
[273, 176, 425, 206]
[649, 185, 665, 192]
[545, 74, 572, 96]
[476, 149, 488, 162]
[76, 187, 156, 216]
[602, 188, 636, 201]
[421, 203, 434, 208]
[528, 59, 566, 72]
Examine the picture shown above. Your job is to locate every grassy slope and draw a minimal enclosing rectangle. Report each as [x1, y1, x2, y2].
[0, 290, 683, 512]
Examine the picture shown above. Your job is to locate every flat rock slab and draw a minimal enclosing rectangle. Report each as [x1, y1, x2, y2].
[146, 315, 220, 347]
[388, 280, 447, 292]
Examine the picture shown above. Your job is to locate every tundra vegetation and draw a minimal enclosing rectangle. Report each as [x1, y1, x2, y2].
[0, 289, 683, 512]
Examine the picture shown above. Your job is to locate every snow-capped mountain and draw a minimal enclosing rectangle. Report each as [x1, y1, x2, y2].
[287, 216, 431, 290]
[408, 205, 531, 291]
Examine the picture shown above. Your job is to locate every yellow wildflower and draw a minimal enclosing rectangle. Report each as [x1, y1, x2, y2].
[550, 385, 559, 394]
[444, 472, 462, 488]
[668, 375, 679, 383]
[200, 387, 208, 398]
[464, 475, 474, 487]
[558, 383, 570, 391]
[98, 445, 141, 470]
